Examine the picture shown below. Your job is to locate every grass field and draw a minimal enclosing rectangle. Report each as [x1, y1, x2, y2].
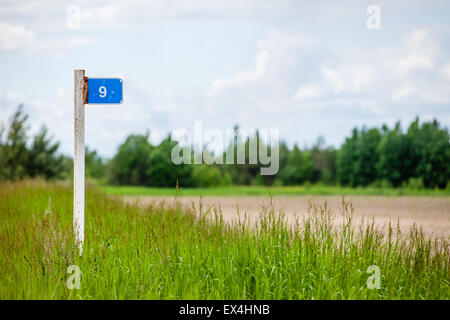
[103, 184, 450, 197]
[1, 180, 449, 299]
[126, 195, 450, 236]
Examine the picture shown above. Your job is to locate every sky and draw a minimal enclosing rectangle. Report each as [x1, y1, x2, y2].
[1, 0, 450, 158]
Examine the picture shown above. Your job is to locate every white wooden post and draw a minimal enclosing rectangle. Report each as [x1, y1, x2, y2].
[74, 69, 85, 254]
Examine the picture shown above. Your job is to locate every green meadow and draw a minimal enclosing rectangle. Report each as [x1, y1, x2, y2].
[1, 180, 449, 299]
[103, 184, 450, 197]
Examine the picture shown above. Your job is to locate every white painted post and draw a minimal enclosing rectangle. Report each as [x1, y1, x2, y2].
[74, 69, 85, 254]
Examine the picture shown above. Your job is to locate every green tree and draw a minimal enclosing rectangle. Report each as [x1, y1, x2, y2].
[59, 155, 74, 180]
[310, 136, 338, 185]
[85, 146, 107, 180]
[337, 127, 381, 187]
[107, 133, 152, 185]
[191, 165, 230, 187]
[318, 147, 337, 185]
[354, 127, 382, 186]
[406, 118, 450, 188]
[377, 122, 414, 187]
[146, 136, 193, 187]
[222, 127, 261, 185]
[279, 145, 315, 185]
[0, 105, 29, 180]
[26, 125, 65, 179]
[337, 128, 359, 186]
[0, 105, 68, 181]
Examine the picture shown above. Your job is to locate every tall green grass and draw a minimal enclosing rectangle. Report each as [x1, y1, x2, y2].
[1, 180, 449, 299]
[103, 184, 450, 197]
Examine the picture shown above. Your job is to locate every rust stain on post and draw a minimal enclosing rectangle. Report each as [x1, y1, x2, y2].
[84, 77, 89, 104]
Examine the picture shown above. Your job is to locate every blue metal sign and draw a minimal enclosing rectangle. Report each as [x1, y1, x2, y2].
[87, 78, 123, 104]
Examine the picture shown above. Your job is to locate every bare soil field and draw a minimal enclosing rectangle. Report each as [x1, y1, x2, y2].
[124, 195, 450, 236]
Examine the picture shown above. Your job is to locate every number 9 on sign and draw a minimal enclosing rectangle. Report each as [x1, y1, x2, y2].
[87, 78, 123, 104]
[99, 86, 107, 98]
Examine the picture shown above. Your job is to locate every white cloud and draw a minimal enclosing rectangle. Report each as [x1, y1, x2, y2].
[319, 61, 376, 95]
[0, 21, 90, 53]
[397, 54, 433, 74]
[320, 66, 345, 94]
[392, 85, 415, 102]
[294, 84, 322, 100]
[0, 22, 34, 51]
[81, 4, 122, 27]
[395, 29, 439, 75]
[350, 65, 375, 90]
[205, 27, 450, 123]
[441, 62, 450, 79]
[318, 29, 450, 108]
[207, 49, 269, 96]
[3, 0, 448, 27]
[392, 83, 449, 105]
[207, 31, 318, 97]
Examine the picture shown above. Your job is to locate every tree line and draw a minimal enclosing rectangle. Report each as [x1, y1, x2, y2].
[1, 105, 449, 189]
[0, 106, 105, 182]
[336, 120, 449, 188]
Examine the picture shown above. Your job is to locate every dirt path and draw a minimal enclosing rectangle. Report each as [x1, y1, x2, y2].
[124, 195, 450, 236]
